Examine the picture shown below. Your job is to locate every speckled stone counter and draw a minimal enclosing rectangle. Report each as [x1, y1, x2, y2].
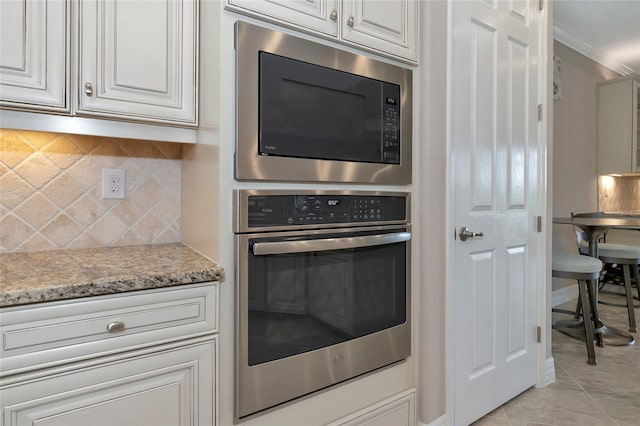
[0, 243, 224, 308]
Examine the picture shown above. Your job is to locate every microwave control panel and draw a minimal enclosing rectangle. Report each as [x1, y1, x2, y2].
[247, 194, 407, 227]
[382, 84, 401, 164]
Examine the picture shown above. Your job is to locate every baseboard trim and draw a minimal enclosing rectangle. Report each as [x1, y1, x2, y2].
[538, 356, 556, 387]
[419, 414, 446, 426]
[552, 285, 578, 307]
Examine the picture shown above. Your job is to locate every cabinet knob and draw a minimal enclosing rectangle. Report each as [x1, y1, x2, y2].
[347, 16, 354, 27]
[84, 82, 94, 96]
[106, 321, 125, 333]
[330, 8, 338, 21]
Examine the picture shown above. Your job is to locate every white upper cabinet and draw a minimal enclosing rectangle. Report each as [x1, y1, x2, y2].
[0, 0, 199, 131]
[341, 0, 416, 62]
[229, 0, 339, 35]
[226, 0, 418, 63]
[597, 76, 640, 174]
[0, 0, 69, 112]
[78, 0, 199, 125]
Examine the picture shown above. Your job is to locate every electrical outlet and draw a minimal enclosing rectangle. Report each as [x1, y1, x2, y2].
[102, 168, 125, 199]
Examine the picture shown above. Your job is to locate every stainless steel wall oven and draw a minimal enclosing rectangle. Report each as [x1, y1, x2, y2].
[235, 22, 413, 185]
[234, 190, 411, 421]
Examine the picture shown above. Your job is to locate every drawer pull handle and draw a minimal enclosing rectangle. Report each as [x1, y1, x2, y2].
[107, 321, 126, 333]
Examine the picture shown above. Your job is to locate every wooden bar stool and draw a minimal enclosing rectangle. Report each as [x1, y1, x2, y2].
[552, 253, 603, 365]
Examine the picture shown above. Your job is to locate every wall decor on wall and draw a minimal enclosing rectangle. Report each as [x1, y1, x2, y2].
[553, 55, 562, 100]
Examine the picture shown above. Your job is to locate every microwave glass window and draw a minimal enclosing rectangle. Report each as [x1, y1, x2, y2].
[280, 79, 366, 142]
[259, 52, 401, 164]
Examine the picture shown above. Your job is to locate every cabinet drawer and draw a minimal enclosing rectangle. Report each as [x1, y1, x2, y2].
[0, 282, 217, 376]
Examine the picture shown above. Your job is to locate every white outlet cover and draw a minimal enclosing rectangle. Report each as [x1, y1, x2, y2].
[102, 168, 125, 199]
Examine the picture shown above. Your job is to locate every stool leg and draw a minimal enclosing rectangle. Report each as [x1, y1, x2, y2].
[586, 279, 604, 347]
[623, 265, 637, 332]
[578, 279, 597, 365]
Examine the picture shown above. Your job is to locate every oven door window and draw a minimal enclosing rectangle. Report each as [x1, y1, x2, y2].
[246, 231, 407, 366]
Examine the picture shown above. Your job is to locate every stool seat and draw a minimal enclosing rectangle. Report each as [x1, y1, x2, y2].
[579, 241, 640, 261]
[553, 253, 602, 275]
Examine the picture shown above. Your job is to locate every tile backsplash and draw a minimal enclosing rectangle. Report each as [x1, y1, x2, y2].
[1, 129, 182, 253]
[598, 175, 640, 213]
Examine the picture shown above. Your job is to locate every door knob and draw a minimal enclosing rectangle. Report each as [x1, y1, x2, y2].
[459, 227, 484, 241]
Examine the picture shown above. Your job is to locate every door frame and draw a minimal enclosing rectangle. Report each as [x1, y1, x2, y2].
[443, 1, 553, 424]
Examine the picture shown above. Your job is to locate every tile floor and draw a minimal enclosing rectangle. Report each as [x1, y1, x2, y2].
[473, 285, 640, 426]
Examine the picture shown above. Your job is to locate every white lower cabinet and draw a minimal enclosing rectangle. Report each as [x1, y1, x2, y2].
[326, 389, 416, 426]
[0, 338, 215, 426]
[0, 283, 218, 426]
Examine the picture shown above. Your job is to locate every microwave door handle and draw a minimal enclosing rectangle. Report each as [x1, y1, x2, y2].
[252, 232, 411, 256]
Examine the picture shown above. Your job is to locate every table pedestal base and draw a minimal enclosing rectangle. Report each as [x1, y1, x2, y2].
[554, 319, 635, 346]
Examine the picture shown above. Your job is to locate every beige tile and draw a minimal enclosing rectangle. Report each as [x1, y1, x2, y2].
[135, 212, 166, 241]
[68, 233, 103, 250]
[121, 159, 145, 192]
[90, 141, 129, 163]
[502, 386, 616, 426]
[64, 156, 100, 191]
[67, 193, 108, 227]
[111, 196, 146, 226]
[13, 153, 60, 189]
[131, 179, 164, 210]
[41, 135, 84, 169]
[90, 212, 127, 244]
[0, 171, 35, 209]
[41, 172, 87, 208]
[66, 134, 104, 154]
[17, 233, 58, 252]
[587, 390, 640, 425]
[112, 229, 147, 247]
[118, 139, 165, 160]
[13, 130, 58, 150]
[14, 193, 59, 229]
[40, 214, 83, 247]
[155, 141, 183, 159]
[1, 131, 183, 252]
[154, 223, 181, 244]
[0, 214, 34, 251]
[0, 131, 35, 167]
[153, 159, 181, 185]
[152, 195, 180, 226]
[471, 416, 511, 426]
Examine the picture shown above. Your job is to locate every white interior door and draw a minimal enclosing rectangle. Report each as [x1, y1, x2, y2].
[450, 1, 542, 424]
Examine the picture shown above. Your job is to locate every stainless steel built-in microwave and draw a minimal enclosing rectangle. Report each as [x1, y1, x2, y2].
[235, 22, 413, 185]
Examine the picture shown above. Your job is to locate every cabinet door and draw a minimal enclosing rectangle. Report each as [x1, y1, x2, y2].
[78, 0, 198, 126]
[597, 78, 637, 174]
[341, 0, 417, 62]
[326, 390, 416, 426]
[1, 338, 215, 426]
[0, 0, 68, 112]
[227, 0, 339, 36]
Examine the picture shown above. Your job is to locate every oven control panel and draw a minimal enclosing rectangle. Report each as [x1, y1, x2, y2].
[247, 194, 407, 228]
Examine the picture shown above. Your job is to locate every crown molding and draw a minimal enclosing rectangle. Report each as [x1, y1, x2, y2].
[553, 24, 634, 76]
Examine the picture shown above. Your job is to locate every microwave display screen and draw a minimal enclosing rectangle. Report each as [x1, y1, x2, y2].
[260, 52, 401, 164]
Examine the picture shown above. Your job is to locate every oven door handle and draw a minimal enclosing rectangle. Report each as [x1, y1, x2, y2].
[251, 232, 411, 255]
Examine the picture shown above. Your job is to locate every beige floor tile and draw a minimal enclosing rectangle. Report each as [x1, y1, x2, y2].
[473, 296, 637, 426]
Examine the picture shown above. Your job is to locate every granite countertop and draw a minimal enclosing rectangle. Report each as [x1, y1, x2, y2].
[0, 243, 224, 308]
